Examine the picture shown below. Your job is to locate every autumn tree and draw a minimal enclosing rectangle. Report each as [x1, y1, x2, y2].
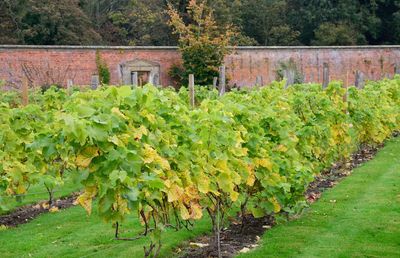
[167, 0, 236, 86]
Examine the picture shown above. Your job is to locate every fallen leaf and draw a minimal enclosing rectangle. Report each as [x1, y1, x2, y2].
[49, 207, 59, 213]
[239, 247, 251, 253]
[189, 242, 209, 248]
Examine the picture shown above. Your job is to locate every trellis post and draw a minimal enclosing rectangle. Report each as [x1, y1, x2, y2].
[322, 63, 329, 89]
[21, 77, 29, 106]
[189, 74, 195, 108]
[91, 75, 99, 90]
[213, 77, 218, 89]
[219, 65, 226, 96]
[255, 75, 263, 87]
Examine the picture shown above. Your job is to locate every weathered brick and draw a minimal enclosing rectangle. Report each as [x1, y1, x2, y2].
[0, 46, 399, 88]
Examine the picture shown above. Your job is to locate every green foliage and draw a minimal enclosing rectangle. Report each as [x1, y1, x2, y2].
[168, 64, 186, 87]
[1, 0, 400, 46]
[0, 77, 399, 256]
[238, 137, 400, 258]
[0, 0, 102, 45]
[95, 51, 110, 85]
[241, 0, 300, 46]
[312, 22, 366, 46]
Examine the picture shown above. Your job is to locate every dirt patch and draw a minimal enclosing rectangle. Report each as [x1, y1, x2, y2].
[306, 143, 383, 203]
[179, 215, 274, 258]
[0, 192, 80, 228]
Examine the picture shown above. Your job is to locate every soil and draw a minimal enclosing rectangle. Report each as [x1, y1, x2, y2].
[305, 143, 383, 203]
[179, 215, 275, 258]
[0, 192, 80, 228]
[178, 138, 393, 258]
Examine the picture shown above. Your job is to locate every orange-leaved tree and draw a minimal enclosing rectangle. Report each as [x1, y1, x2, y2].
[167, 0, 236, 86]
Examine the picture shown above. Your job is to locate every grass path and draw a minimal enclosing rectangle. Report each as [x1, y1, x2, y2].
[239, 137, 400, 258]
[0, 202, 211, 258]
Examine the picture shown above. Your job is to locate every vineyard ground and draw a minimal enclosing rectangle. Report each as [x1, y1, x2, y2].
[0, 138, 399, 257]
[238, 137, 400, 258]
[0, 176, 81, 215]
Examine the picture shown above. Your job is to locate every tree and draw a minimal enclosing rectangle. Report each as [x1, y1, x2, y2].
[0, 0, 25, 44]
[312, 22, 365, 46]
[21, 0, 101, 45]
[241, 0, 300, 46]
[167, 0, 236, 86]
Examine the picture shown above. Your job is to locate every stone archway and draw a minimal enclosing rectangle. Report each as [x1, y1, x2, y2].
[120, 59, 160, 86]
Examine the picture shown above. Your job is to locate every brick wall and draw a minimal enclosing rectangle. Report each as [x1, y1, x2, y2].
[0, 45, 399, 88]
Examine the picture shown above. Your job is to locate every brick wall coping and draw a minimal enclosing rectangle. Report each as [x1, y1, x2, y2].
[1, 45, 400, 50]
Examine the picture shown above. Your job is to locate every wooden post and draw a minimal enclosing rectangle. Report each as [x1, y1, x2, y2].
[322, 63, 329, 89]
[355, 70, 365, 89]
[67, 79, 73, 89]
[91, 75, 100, 90]
[188, 74, 195, 108]
[395, 64, 400, 75]
[219, 65, 226, 96]
[284, 69, 295, 89]
[255, 75, 263, 87]
[213, 77, 218, 89]
[21, 77, 29, 106]
[131, 72, 138, 87]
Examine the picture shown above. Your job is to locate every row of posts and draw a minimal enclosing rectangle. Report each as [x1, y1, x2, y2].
[19, 63, 400, 107]
[49, 63, 400, 93]
[188, 66, 227, 108]
[188, 63, 400, 108]
[254, 62, 399, 90]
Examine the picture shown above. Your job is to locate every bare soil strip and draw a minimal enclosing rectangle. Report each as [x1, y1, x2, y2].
[0, 192, 80, 227]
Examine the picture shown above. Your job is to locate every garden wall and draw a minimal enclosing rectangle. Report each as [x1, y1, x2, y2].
[0, 45, 399, 88]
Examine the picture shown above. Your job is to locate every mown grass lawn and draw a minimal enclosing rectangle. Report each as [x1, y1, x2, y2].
[238, 137, 400, 258]
[0, 202, 211, 258]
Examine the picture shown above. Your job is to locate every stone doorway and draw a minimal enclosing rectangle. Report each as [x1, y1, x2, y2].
[121, 59, 160, 86]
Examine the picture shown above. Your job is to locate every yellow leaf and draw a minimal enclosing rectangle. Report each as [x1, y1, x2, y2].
[180, 204, 190, 220]
[256, 158, 273, 171]
[108, 135, 124, 147]
[167, 184, 184, 202]
[216, 160, 229, 172]
[276, 145, 288, 152]
[142, 144, 170, 170]
[230, 191, 239, 202]
[140, 110, 156, 124]
[111, 107, 128, 119]
[76, 186, 97, 215]
[76, 147, 99, 168]
[197, 173, 210, 194]
[158, 157, 171, 170]
[49, 207, 59, 213]
[16, 184, 26, 195]
[142, 144, 157, 164]
[133, 125, 148, 140]
[190, 203, 203, 220]
[164, 179, 172, 188]
[246, 165, 256, 186]
[269, 197, 281, 213]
